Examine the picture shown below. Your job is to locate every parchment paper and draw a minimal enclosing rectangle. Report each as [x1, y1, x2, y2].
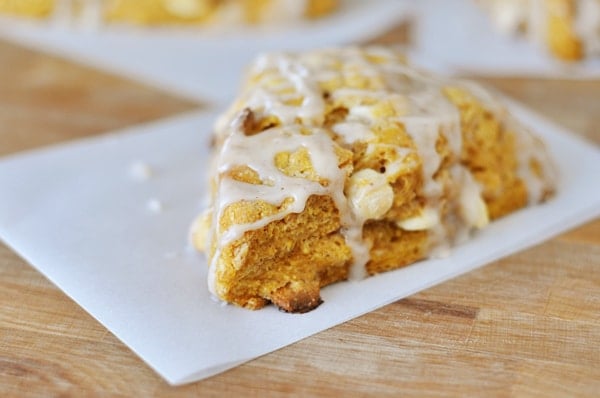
[0, 102, 598, 385]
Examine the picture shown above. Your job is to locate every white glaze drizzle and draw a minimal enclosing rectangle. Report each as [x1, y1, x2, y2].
[332, 121, 375, 145]
[216, 125, 346, 245]
[207, 123, 364, 293]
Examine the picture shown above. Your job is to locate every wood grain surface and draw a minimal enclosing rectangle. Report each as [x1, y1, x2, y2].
[0, 29, 599, 398]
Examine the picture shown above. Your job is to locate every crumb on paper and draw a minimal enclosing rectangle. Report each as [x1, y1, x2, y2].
[163, 251, 179, 259]
[147, 198, 163, 213]
[129, 161, 154, 181]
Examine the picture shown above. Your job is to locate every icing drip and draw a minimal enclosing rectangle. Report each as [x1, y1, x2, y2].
[215, 125, 345, 245]
[249, 53, 326, 125]
[333, 121, 376, 145]
[208, 123, 366, 293]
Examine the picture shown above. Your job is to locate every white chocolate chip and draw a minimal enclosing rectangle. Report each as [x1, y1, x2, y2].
[458, 169, 489, 229]
[460, 191, 489, 229]
[346, 169, 394, 221]
[397, 207, 440, 231]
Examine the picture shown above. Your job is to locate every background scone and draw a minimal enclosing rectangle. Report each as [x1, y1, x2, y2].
[104, 0, 337, 25]
[479, 0, 600, 61]
[192, 47, 556, 313]
[0, 0, 337, 26]
[0, 0, 55, 18]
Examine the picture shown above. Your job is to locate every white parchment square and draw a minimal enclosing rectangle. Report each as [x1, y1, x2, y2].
[0, 103, 598, 385]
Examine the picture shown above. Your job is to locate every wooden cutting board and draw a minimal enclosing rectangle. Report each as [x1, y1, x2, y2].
[0, 34, 599, 397]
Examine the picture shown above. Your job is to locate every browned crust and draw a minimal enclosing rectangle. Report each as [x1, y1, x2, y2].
[271, 282, 324, 313]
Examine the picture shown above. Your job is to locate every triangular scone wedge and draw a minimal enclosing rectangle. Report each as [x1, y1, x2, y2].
[192, 47, 556, 313]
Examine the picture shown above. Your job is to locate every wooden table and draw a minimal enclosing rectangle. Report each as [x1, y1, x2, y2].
[0, 30, 599, 397]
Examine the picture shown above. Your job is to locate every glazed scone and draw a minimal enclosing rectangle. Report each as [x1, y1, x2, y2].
[479, 0, 600, 60]
[104, 0, 337, 25]
[192, 47, 556, 313]
[0, 0, 55, 18]
[0, 0, 337, 26]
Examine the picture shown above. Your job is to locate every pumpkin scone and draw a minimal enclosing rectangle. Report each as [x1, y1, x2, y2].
[192, 47, 556, 313]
